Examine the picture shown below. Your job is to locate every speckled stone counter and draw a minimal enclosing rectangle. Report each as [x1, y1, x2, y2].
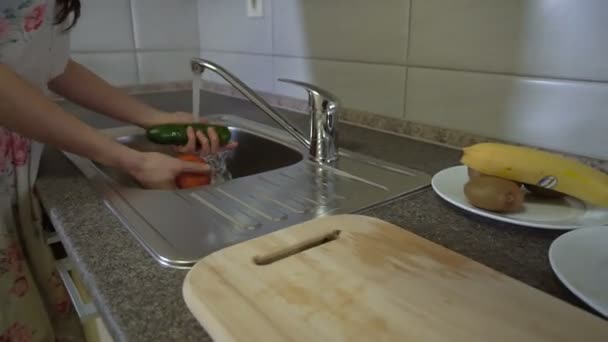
[35, 91, 592, 342]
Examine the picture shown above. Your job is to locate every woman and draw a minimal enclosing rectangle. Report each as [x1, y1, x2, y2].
[0, 0, 227, 340]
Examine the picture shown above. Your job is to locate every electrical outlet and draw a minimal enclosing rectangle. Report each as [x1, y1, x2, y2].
[247, 0, 263, 18]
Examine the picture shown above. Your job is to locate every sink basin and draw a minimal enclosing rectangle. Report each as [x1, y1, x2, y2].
[96, 127, 303, 188]
[66, 115, 431, 268]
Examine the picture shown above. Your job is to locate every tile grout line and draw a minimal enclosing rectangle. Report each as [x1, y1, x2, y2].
[269, 0, 277, 94]
[72, 48, 201, 54]
[194, 0, 202, 55]
[127, 0, 142, 84]
[200, 48, 406, 67]
[403, 0, 414, 121]
[405, 64, 608, 85]
[194, 49, 608, 85]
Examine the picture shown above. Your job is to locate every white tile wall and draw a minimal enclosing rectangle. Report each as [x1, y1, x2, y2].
[274, 57, 406, 119]
[131, 0, 200, 49]
[137, 50, 200, 84]
[201, 50, 274, 92]
[405, 67, 608, 159]
[273, 0, 409, 65]
[69, 0, 608, 158]
[68, 0, 200, 85]
[409, 0, 608, 81]
[70, 0, 134, 51]
[72, 53, 139, 86]
[198, 0, 273, 54]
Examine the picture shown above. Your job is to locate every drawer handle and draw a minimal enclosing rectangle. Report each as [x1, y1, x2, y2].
[44, 231, 61, 245]
[56, 258, 97, 321]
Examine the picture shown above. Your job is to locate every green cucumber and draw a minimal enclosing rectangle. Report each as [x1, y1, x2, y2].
[146, 123, 231, 146]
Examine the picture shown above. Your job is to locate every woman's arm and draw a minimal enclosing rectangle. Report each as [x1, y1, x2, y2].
[0, 64, 208, 189]
[48, 59, 164, 128]
[48, 59, 226, 154]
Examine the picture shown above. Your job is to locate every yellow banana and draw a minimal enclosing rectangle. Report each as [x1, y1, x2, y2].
[461, 143, 608, 207]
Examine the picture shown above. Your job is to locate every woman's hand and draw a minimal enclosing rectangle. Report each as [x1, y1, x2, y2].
[145, 111, 237, 155]
[126, 151, 210, 189]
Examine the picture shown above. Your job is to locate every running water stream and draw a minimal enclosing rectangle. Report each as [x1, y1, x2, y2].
[192, 72, 201, 120]
[203, 151, 233, 185]
[193, 72, 233, 184]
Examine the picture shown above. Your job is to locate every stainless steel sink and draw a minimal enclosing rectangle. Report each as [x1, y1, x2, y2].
[66, 115, 431, 268]
[96, 127, 303, 187]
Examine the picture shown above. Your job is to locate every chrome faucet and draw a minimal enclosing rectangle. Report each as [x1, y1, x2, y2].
[191, 58, 340, 163]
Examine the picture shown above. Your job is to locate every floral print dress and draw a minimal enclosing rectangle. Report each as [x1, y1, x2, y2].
[1, 1, 84, 341]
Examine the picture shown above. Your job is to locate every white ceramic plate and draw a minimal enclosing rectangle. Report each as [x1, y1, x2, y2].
[549, 226, 608, 317]
[431, 165, 608, 230]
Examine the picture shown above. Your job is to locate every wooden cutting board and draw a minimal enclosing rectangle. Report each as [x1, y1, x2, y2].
[183, 215, 608, 342]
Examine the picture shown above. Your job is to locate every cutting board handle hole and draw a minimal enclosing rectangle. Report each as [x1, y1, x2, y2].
[253, 230, 341, 265]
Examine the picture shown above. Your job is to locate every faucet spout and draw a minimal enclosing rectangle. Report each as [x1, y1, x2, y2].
[191, 58, 310, 149]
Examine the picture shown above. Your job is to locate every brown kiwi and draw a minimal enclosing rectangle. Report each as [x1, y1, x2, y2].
[524, 184, 565, 199]
[464, 176, 524, 212]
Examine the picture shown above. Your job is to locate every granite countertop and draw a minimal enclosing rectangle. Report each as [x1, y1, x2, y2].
[36, 90, 592, 342]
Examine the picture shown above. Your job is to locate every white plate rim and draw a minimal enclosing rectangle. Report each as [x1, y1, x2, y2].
[431, 165, 608, 230]
[549, 226, 608, 317]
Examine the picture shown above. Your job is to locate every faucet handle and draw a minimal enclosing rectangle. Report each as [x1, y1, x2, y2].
[277, 78, 340, 112]
[278, 78, 340, 163]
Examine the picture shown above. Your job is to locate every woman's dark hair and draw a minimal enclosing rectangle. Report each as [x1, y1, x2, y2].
[55, 0, 81, 31]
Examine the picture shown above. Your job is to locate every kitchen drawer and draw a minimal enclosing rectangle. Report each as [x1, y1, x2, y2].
[83, 316, 113, 342]
[56, 258, 113, 342]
